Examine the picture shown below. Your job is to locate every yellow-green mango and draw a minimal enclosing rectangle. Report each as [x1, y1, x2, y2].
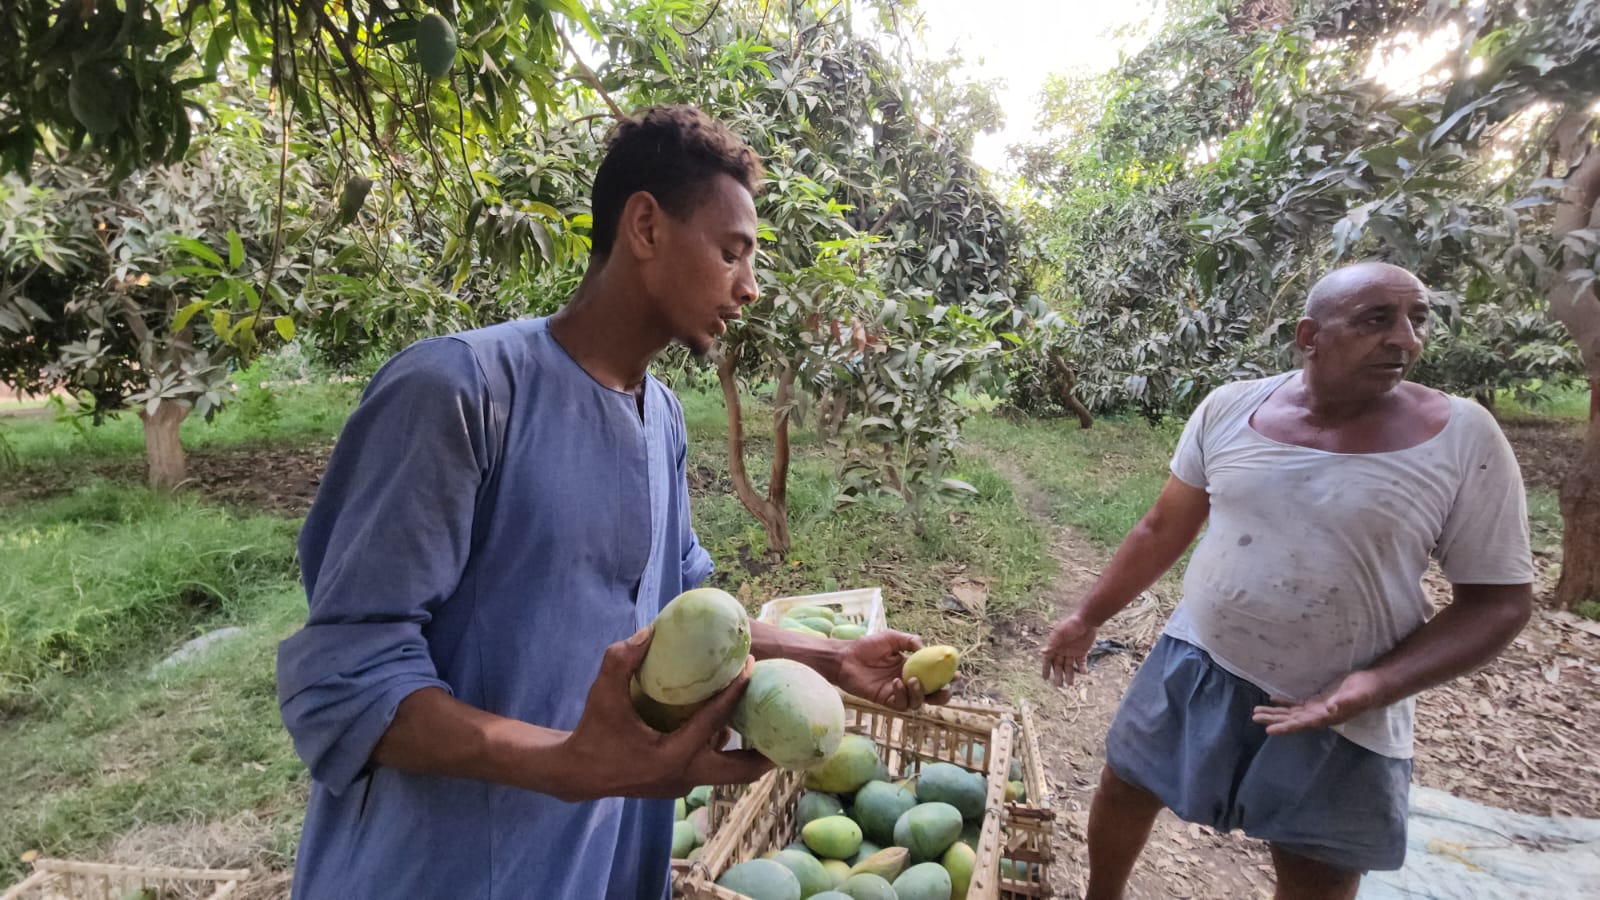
[942, 842, 975, 900]
[797, 616, 836, 635]
[902, 645, 960, 693]
[784, 605, 840, 621]
[671, 820, 697, 858]
[1006, 780, 1026, 802]
[781, 619, 830, 638]
[731, 659, 845, 769]
[802, 815, 863, 860]
[639, 588, 751, 706]
[805, 735, 880, 793]
[820, 859, 852, 887]
[831, 623, 867, 640]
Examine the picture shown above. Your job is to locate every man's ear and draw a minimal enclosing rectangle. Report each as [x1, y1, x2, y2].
[619, 191, 662, 261]
[1294, 317, 1318, 354]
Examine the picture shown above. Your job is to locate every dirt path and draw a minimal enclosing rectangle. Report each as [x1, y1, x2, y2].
[973, 458, 1600, 899]
[975, 461, 1273, 899]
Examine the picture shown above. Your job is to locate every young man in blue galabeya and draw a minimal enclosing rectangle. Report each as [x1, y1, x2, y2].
[277, 105, 948, 899]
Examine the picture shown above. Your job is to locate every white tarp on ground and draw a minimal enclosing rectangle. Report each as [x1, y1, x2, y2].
[1357, 785, 1600, 899]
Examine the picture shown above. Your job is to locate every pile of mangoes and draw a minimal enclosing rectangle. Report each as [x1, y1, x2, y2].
[711, 737, 1028, 900]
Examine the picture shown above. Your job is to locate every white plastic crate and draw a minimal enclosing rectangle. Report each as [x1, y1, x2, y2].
[756, 587, 888, 635]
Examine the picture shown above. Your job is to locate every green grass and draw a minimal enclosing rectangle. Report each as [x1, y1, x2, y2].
[1496, 381, 1591, 422]
[960, 412, 1181, 546]
[680, 389, 1054, 649]
[0, 584, 309, 882]
[1527, 487, 1564, 554]
[0, 378, 358, 471]
[0, 482, 300, 709]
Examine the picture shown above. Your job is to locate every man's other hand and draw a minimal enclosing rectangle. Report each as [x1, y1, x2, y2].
[1251, 669, 1389, 735]
[1042, 613, 1097, 687]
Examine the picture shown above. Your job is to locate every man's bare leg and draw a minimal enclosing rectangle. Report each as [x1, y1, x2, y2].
[1085, 765, 1165, 900]
[1269, 844, 1361, 900]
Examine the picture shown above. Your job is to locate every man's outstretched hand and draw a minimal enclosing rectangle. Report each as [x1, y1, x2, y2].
[1042, 613, 1097, 687]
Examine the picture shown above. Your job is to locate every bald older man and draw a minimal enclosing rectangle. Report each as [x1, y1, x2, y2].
[1042, 262, 1535, 900]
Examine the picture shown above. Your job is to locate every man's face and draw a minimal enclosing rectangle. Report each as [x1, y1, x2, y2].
[1301, 273, 1431, 394]
[643, 174, 760, 356]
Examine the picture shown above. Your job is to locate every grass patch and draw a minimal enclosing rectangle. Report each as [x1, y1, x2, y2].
[1496, 381, 1590, 422]
[681, 389, 1053, 650]
[960, 412, 1180, 546]
[0, 482, 300, 707]
[0, 585, 309, 883]
[0, 379, 358, 471]
[1527, 487, 1563, 554]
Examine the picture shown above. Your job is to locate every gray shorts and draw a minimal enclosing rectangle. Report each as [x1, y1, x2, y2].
[1105, 635, 1411, 872]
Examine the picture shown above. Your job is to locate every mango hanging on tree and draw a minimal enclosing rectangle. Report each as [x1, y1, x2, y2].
[416, 13, 458, 79]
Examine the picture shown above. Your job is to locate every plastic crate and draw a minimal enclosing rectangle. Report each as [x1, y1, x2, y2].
[757, 587, 888, 635]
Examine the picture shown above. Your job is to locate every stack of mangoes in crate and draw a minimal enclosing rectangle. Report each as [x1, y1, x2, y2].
[712, 733, 1023, 900]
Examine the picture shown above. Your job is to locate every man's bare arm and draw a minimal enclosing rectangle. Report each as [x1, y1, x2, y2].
[1043, 475, 1209, 685]
[1254, 582, 1532, 734]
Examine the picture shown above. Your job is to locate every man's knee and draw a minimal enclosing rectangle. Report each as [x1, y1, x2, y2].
[1094, 765, 1164, 817]
[1269, 844, 1361, 900]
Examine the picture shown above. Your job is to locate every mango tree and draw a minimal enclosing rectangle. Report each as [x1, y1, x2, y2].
[595, 0, 1029, 552]
[1015, 0, 1599, 604]
[0, 92, 332, 489]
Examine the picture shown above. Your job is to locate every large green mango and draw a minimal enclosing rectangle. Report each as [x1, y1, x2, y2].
[804, 734, 879, 793]
[731, 659, 844, 769]
[915, 763, 987, 822]
[892, 862, 953, 900]
[717, 859, 802, 900]
[852, 780, 917, 846]
[639, 587, 751, 706]
[893, 802, 964, 863]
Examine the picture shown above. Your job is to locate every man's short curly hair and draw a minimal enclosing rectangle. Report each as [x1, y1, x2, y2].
[589, 105, 763, 257]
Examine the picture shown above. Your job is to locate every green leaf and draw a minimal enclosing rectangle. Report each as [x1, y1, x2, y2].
[226, 230, 244, 270]
[172, 300, 209, 332]
[171, 237, 224, 268]
[541, 0, 602, 41]
[273, 316, 295, 341]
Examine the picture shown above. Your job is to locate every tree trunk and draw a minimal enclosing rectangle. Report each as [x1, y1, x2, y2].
[1547, 126, 1600, 608]
[718, 352, 792, 555]
[1048, 351, 1094, 429]
[1553, 382, 1599, 609]
[139, 400, 190, 492]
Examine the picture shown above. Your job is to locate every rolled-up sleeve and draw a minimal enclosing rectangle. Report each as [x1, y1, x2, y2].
[277, 337, 495, 794]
